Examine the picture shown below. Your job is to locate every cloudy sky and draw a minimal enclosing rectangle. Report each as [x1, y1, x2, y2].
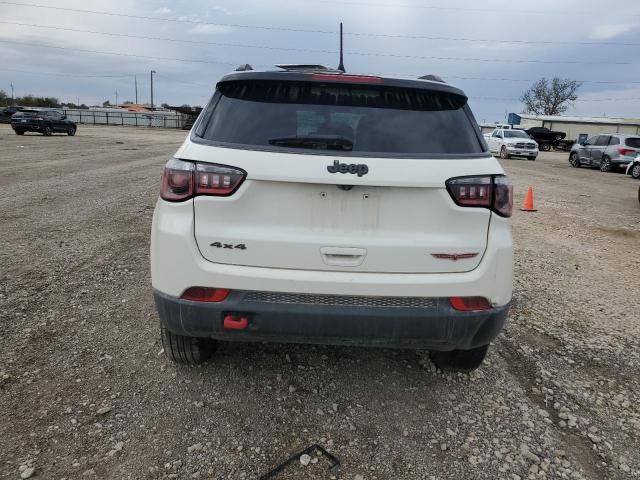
[1, 0, 640, 122]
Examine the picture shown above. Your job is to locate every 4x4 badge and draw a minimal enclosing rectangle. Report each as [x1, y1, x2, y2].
[327, 160, 369, 177]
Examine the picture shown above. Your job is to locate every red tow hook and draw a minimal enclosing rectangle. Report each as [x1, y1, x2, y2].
[223, 314, 249, 330]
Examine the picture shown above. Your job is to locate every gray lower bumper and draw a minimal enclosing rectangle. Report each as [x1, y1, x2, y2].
[153, 290, 510, 351]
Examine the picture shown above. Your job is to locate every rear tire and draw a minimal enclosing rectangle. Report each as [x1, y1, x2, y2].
[569, 152, 580, 168]
[15, 130, 24, 135]
[43, 125, 52, 136]
[540, 143, 551, 152]
[160, 325, 216, 364]
[67, 126, 76, 136]
[500, 146, 510, 159]
[631, 163, 640, 179]
[430, 344, 489, 371]
[600, 155, 612, 172]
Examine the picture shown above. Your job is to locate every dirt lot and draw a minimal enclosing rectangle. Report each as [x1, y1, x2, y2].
[1, 125, 639, 480]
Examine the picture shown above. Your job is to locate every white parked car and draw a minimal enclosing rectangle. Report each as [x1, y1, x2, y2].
[151, 66, 514, 371]
[486, 128, 538, 161]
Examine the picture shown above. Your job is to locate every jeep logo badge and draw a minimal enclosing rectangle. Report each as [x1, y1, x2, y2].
[327, 160, 369, 177]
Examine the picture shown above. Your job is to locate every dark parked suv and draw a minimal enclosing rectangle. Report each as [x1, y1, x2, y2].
[10, 110, 77, 136]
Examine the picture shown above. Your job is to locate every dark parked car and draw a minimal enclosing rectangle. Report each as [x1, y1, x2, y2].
[525, 127, 567, 151]
[10, 110, 77, 136]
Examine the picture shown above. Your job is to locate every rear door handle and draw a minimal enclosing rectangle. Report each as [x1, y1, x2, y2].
[320, 247, 366, 267]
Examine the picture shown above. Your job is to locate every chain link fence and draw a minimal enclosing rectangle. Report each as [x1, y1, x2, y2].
[62, 109, 190, 129]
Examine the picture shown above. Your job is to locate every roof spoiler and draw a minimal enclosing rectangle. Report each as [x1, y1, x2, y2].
[275, 64, 337, 72]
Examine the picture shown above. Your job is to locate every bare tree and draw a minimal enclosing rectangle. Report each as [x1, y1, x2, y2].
[520, 77, 581, 116]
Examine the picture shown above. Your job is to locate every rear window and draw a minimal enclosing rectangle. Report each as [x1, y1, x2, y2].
[12, 111, 37, 118]
[195, 80, 486, 157]
[625, 137, 640, 148]
[504, 130, 529, 138]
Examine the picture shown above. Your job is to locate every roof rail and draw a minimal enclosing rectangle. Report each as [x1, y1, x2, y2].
[235, 64, 253, 71]
[419, 74, 445, 83]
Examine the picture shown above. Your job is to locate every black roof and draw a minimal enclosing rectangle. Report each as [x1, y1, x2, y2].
[217, 65, 467, 98]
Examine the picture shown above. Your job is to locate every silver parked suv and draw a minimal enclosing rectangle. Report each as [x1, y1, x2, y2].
[569, 133, 640, 172]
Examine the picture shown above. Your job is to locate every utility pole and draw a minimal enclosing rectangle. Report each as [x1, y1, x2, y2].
[77, 97, 80, 106]
[134, 75, 138, 104]
[150, 70, 156, 110]
[10, 83, 14, 105]
[115, 91, 118, 106]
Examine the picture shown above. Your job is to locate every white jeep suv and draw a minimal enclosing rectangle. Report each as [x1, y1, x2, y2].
[151, 66, 513, 370]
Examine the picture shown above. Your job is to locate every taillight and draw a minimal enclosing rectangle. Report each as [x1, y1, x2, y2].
[196, 163, 246, 196]
[181, 287, 230, 302]
[161, 158, 195, 201]
[160, 158, 246, 201]
[449, 296, 491, 311]
[619, 148, 636, 156]
[446, 175, 513, 217]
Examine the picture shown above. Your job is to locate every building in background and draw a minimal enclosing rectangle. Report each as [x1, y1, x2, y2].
[509, 114, 640, 140]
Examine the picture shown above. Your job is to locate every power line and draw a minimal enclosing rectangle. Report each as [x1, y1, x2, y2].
[0, 37, 636, 67]
[1, 67, 133, 78]
[434, 75, 640, 86]
[2, 65, 638, 105]
[154, 74, 212, 89]
[0, 20, 336, 54]
[5, 21, 639, 66]
[7, 20, 640, 65]
[309, 0, 592, 15]
[0, 39, 272, 68]
[3, 65, 638, 91]
[1, 1, 638, 46]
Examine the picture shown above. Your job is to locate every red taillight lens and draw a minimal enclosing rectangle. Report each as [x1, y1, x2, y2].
[160, 158, 246, 201]
[492, 175, 513, 217]
[196, 163, 245, 196]
[619, 148, 636, 156]
[161, 158, 195, 201]
[181, 287, 230, 302]
[449, 296, 491, 311]
[446, 175, 513, 217]
[311, 73, 383, 84]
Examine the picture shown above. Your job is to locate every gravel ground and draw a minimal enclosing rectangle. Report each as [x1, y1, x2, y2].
[1, 125, 639, 480]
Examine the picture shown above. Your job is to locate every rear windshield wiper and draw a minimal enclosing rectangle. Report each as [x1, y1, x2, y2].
[268, 135, 353, 151]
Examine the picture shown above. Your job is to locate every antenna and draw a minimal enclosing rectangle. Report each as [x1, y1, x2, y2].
[337, 22, 345, 72]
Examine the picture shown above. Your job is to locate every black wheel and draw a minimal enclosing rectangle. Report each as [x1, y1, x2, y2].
[430, 344, 489, 371]
[631, 163, 640, 179]
[67, 126, 76, 136]
[528, 156, 536, 161]
[540, 143, 551, 152]
[15, 130, 24, 135]
[43, 125, 52, 136]
[569, 152, 580, 168]
[160, 325, 216, 364]
[600, 155, 612, 172]
[500, 146, 510, 159]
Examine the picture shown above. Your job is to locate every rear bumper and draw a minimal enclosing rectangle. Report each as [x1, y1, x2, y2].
[12, 123, 42, 130]
[154, 290, 509, 350]
[612, 157, 634, 166]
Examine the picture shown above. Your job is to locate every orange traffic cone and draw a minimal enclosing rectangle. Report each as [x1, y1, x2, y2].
[520, 186, 537, 212]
